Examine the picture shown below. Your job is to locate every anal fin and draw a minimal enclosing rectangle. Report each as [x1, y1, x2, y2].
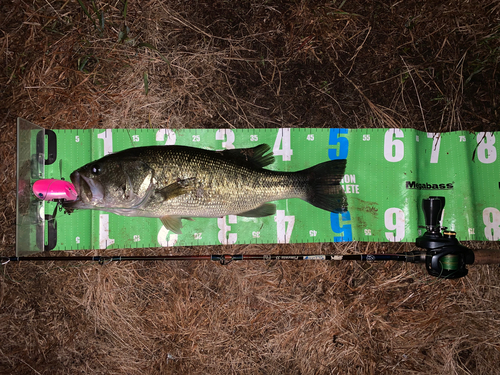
[237, 203, 276, 217]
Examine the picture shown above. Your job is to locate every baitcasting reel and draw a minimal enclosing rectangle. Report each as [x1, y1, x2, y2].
[411, 196, 475, 279]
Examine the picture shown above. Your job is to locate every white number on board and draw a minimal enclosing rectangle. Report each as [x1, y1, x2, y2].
[156, 129, 176, 145]
[384, 208, 405, 242]
[477, 132, 497, 164]
[384, 129, 404, 162]
[483, 207, 500, 240]
[218, 215, 237, 244]
[427, 133, 441, 164]
[97, 129, 113, 155]
[216, 129, 235, 149]
[275, 210, 295, 243]
[157, 226, 178, 246]
[273, 129, 293, 161]
[99, 214, 115, 249]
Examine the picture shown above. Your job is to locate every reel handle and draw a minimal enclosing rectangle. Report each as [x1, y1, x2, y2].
[422, 196, 445, 233]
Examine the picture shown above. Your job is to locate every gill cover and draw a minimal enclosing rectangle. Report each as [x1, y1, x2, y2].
[64, 157, 155, 211]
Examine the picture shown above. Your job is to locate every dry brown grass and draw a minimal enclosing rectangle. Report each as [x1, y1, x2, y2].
[1, 0, 500, 374]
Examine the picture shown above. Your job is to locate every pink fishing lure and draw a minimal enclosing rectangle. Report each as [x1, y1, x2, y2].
[33, 179, 78, 201]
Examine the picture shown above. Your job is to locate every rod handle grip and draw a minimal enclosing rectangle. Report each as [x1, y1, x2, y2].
[473, 249, 500, 265]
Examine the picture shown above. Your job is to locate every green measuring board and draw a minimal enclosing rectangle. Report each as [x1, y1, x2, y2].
[28, 127, 500, 251]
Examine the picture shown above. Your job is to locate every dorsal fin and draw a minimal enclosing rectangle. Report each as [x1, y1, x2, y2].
[220, 144, 274, 169]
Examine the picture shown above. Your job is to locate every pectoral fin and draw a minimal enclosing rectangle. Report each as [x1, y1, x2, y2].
[160, 215, 193, 234]
[157, 178, 196, 201]
[237, 203, 276, 217]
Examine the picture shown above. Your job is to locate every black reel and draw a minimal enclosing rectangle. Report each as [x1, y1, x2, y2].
[415, 196, 474, 279]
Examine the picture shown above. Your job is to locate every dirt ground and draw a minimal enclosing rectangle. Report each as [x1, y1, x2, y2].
[1, 1, 500, 374]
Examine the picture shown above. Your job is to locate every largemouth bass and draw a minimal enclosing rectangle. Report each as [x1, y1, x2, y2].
[63, 144, 347, 234]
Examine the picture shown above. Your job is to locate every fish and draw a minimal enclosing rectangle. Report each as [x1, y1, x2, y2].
[63, 144, 347, 234]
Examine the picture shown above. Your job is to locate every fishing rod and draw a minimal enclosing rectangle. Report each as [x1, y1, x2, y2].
[2, 248, 498, 279]
[4, 196, 500, 279]
[0, 253, 430, 265]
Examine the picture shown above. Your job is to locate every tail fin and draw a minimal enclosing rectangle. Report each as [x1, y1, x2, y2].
[303, 159, 347, 213]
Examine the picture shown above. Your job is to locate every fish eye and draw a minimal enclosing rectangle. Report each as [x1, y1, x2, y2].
[90, 164, 101, 175]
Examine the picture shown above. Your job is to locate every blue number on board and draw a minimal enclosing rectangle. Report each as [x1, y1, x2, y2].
[328, 128, 349, 160]
[331, 211, 352, 242]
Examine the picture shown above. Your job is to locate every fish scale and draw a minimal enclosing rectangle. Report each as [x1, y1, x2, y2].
[143, 147, 306, 217]
[64, 144, 347, 234]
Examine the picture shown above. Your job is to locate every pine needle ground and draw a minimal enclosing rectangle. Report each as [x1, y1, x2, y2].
[1, 1, 499, 374]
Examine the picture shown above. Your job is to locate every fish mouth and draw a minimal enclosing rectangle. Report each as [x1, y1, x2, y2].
[70, 171, 81, 196]
[63, 171, 104, 209]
